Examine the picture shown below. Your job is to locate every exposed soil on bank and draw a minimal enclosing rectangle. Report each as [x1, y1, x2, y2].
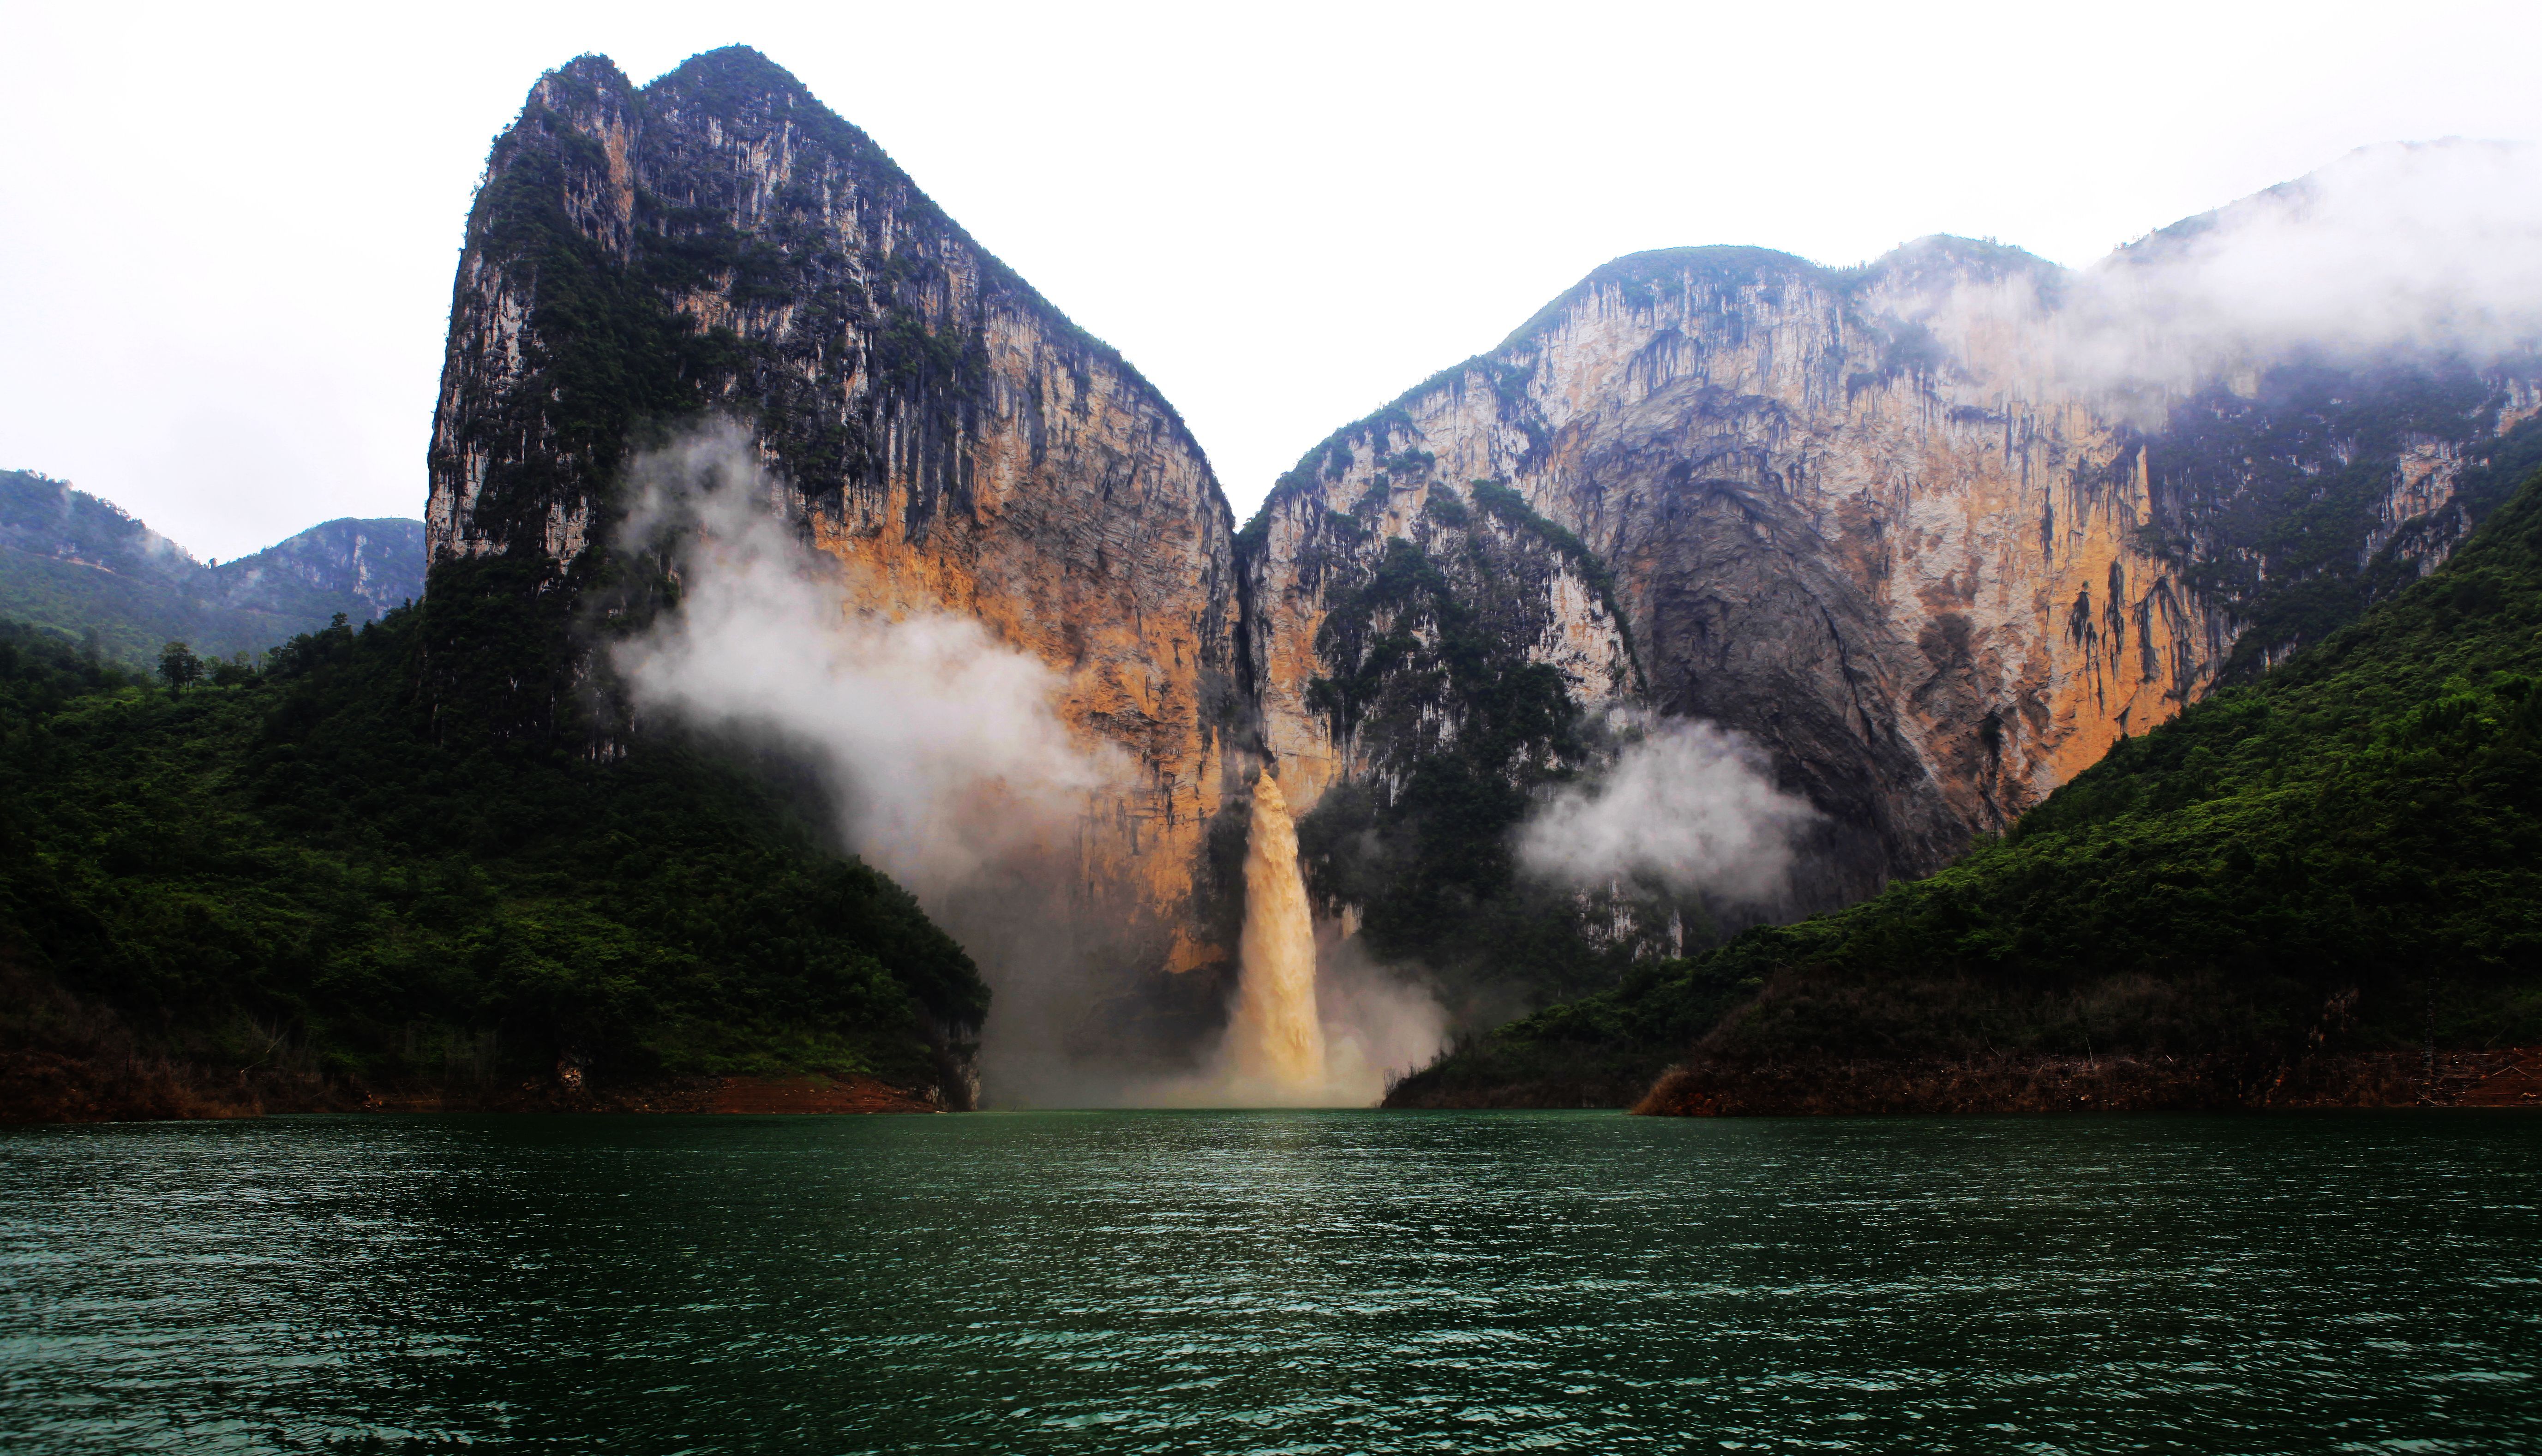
[0, 1048, 944, 1124]
[1630, 1047, 2542, 1116]
[0, 964, 952, 1124]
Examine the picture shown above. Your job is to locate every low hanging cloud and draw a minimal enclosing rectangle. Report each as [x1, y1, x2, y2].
[1898, 140, 2542, 404]
[1517, 716, 1820, 905]
[608, 424, 1125, 903]
[2079, 139, 2542, 369]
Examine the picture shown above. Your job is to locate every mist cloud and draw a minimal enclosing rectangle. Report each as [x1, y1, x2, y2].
[2094, 141, 2542, 362]
[609, 425, 1125, 903]
[1900, 140, 2542, 401]
[606, 425, 1444, 1107]
[1518, 716, 1820, 905]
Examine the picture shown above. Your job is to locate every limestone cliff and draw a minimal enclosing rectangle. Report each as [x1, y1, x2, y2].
[1250, 238, 2540, 905]
[426, 49, 1246, 982]
[1248, 475, 1667, 1016]
[1244, 469, 1637, 804]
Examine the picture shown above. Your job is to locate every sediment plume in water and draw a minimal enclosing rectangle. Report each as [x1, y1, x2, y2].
[1228, 773, 1326, 1091]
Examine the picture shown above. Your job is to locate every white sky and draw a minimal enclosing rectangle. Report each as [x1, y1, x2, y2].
[4, 0, 2538, 561]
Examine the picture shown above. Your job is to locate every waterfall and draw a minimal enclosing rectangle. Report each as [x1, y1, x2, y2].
[1228, 772, 1326, 1091]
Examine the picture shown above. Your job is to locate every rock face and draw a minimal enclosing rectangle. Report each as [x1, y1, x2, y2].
[211, 518, 424, 623]
[1251, 478, 1670, 1015]
[1248, 477, 1637, 803]
[425, 49, 1248, 981]
[1249, 238, 2541, 903]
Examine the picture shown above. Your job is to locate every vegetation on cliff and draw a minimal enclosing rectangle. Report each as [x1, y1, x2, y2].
[1392, 462, 2542, 1110]
[0, 606, 986, 1117]
[1292, 488, 1672, 1023]
[0, 469, 422, 666]
[2149, 370, 2542, 678]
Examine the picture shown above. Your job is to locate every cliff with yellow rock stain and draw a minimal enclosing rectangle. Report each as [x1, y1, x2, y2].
[425, 47, 1246, 984]
[1250, 237, 2539, 907]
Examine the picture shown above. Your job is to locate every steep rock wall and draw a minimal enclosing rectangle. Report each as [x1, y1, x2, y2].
[426, 48, 1247, 976]
[1246, 467, 1636, 806]
[1252, 240, 2538, 901]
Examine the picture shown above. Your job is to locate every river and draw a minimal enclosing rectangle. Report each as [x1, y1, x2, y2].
[2, 1111, 2535, 1452]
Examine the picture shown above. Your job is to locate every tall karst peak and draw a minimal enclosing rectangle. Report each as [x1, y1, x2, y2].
[434, 45, 1217, 572]
[426, 48, 1250, 1078]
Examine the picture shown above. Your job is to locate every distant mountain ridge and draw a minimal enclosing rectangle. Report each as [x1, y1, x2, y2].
[0, 469, 424, 664]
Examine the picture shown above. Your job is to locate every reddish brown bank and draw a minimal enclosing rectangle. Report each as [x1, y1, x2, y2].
[1633, 1048, 2542, 1116]
[0, 1051, 945, 1125]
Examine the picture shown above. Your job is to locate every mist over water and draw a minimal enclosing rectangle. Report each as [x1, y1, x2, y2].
[1130, 773, 1446, 1110]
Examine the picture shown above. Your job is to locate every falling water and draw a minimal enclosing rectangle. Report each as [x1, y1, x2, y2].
[1229, 772, 1326, 1091]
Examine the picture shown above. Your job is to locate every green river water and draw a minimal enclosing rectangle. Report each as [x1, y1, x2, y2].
[1, 1110, 2536, 1452]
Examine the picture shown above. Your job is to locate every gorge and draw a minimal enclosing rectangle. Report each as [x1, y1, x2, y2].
[416, 46, 2540, 1104]
[12, 20, 2542, 1456]
[6, 46, 2533, 1118]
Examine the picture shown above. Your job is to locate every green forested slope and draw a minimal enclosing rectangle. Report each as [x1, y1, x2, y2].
[0, 543, 296, 667]
[1391, 465, 2542, 1110]
[0, 607, 984, 1115]
[0, 470, 425, 666]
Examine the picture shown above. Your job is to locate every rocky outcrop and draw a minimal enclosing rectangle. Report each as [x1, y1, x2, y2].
[1249, 238, 2541, 902]
[1248, 476, 1673, 1015]
[210, 518, 424, 622]
[426, 49, 1247, 978]
[1247, 475, 1637, 803]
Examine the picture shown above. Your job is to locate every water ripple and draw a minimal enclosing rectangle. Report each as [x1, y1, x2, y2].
[1, 1111, 2536, 1453]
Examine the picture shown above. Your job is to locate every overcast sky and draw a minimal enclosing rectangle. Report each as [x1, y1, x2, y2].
[4, 0, 2539, 560]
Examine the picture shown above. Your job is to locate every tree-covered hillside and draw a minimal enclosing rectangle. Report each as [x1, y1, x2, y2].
[0, 469, 424, 666]
[0, 606, 984, 1120]
[1392, 463, 2542, 1112]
